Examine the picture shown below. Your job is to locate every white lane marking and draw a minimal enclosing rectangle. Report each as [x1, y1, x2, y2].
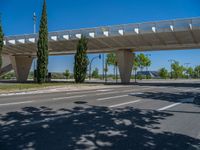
[109, 100, 141, 108]
[66, 90, 102, 95]
[52, 95, 86, 100]
[157, 97, 194, 111]
[0, 101, 34, 106]
[97, 95, 128, 101]
[96, 91, 121, 95]
[96, 89, 113, 92]
[129, 93, 143, 96]
[0, 90, 99, 101]
[96, 87, 153, 96]
[0, 95, 86, 107]
[157, 103, 181, 111]
[96, 91, 120, 95]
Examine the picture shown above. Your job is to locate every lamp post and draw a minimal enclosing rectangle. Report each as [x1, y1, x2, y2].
[102, 53, 105, 80]
[168, 59, 175, 79]
[89, 54, 101, 80]
[33, 12, 37, 34]
[33, 12, 37, 82]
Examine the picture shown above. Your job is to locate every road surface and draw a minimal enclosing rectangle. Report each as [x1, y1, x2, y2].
[0, 81, 200, 150]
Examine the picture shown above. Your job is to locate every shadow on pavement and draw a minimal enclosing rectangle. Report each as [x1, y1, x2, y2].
[0, 105, 199, 150]
[132, 92, 198, 103]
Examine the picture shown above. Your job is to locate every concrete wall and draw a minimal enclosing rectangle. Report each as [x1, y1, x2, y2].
[10, 56, 33, 82]
[116, 50, 134, 84]
[2, 54, 11, 68]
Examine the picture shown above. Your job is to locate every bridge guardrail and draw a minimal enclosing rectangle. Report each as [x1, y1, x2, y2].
[4, 17, 200, 46]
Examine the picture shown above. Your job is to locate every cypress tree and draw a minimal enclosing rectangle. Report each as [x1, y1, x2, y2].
[0, 16, 4, 69]
[74, 37, 89, 83]
[37, 0, 48, 83]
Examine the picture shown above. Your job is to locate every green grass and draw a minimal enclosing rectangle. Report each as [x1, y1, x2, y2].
[0, 82, 101, 93]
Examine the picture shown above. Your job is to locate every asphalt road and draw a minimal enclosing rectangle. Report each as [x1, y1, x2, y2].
[0, 81, 200, 150]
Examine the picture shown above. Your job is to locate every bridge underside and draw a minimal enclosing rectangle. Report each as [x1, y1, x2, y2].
[2, 30, 200, 56]
[1, 17, 200, 83]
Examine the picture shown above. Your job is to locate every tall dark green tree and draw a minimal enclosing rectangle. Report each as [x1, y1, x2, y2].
[74, 37, 89, 83]
[0, 16, 4, 69]
[37, 0, 49, 83]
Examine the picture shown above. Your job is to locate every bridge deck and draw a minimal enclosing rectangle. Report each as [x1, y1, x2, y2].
[3, 17, 200, 56]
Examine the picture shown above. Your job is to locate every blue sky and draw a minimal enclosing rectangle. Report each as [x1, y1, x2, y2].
[1, 0, 200, 73]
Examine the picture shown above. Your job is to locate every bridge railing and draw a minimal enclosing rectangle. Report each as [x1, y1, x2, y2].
[4, 17, 200, 46]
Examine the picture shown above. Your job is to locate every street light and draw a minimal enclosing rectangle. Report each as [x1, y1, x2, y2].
[89, 54, 101, 80]
[168, 59, 175, 79]
[102, 53, 105, 80]
[33, 12, 37, 82]
[33, 12, 37, 34]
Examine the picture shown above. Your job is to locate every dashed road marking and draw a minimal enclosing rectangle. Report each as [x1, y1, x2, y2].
[157, 97, 194, 111]
[128, 93, 143, 96]
[109, 100, 141, 108]
[157, 103, 181, 111]
[52, 95, 86, 100]
[0, 95, 86, 107]
[97, 95, 128, 101]
[0, 101, 34, 106]
[96, 87, 153, 96]
[96, 89, 114, 92]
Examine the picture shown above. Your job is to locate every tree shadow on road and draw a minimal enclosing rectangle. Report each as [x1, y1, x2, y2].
[132, 91, 198, 102]
[0, 105, 199, 150]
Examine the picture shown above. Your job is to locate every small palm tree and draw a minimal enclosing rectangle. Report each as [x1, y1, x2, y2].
[106, 53, 118, 82]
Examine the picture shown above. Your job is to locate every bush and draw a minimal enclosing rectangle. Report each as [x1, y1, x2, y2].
[63, 70, 70, 79]
[146, 75, 152, 79]
[137, 75, 145, 80]
[92, 68, 99, 78]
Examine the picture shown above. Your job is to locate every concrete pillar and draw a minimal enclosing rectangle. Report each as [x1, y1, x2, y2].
[0, 55, 13, 76]
[116, 50, 134, 84]
[10, 56, 33, 82]
[2, 54, 11, 68]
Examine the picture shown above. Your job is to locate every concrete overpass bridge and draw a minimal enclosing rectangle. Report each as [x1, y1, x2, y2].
[1, 17, 200, 83]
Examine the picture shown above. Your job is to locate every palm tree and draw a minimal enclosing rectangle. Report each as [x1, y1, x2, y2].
[133, 55, 138, 82]
[106, 53, 118, 82]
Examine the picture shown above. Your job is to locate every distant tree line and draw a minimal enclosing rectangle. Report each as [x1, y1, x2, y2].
[159, 61, 200, 79]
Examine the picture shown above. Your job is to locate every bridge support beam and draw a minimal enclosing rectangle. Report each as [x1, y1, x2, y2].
[10, 56, 33, 82]
[116, 50, 134, 84]
[2, 55, 11, 68]
[0, 55, 13, 76]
